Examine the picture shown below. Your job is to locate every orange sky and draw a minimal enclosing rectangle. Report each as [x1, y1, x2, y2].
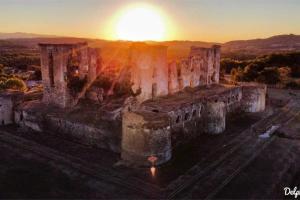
[1, 0, 300, 42]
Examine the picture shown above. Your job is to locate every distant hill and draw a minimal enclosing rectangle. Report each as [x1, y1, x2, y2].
[1, 33, 300, 60]
[2, 37, 216, 61]
[0, 32, 58, 39]
[223, 34, 300, 55]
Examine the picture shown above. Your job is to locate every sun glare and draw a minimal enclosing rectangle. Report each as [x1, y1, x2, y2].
[115, 4, 166, 41]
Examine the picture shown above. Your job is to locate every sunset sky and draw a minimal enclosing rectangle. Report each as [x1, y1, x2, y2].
[1, 0, 300, 42]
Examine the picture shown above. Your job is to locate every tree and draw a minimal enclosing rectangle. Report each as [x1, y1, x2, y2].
[230, 67, 244, 82]
[243, 63, 263, 81]
[2, 77, 27, 91]
[256, 68, 280, 85]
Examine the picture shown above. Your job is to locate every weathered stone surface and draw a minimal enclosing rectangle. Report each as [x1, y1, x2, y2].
[0, 91, 23, 125]
[202, 101, 226, 134]
[121, 111, 171, 166]
[168, 61, 179, 94]
[241, 83, 267, 113]
[129, 43, 168, 102]
[46, 115, 121, 152]
[15, 41, 267, 168]
[39, 43, 101, 108]
[0, 95, 14, 125]
[179, 59, 192, 89]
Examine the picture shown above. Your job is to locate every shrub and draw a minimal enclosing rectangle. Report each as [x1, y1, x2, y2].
[67, 76, 87, 97]
[243, 63, 264, 81]
[2, 77, 27, 91]
[230, 67, 244, 82]
[257, 68, 280, 85]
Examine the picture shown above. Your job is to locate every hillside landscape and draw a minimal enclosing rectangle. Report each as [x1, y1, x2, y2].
[1, 32, 300, 91]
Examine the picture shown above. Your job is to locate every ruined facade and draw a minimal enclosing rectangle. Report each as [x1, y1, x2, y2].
[0, 41, 267, 167]
[121, 45, 266, 166]
[178, 45, 221, 90]
[129, 44, 169, 102]
[39, 43, 101, 108]
[129, 44, 221, 102]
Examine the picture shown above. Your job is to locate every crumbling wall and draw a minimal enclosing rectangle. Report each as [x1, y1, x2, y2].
[130, 44, 168, 102]
[190, 57, 202, 87]
[217, 87, 243, 112]
[190, 46, 209, 85]
[16, 110, 43, 132]
[179, 59, 192, 89]
[212, 45, 221, 84]
[121, 111, 171, 166]
[15, 100, 122, 152]
[46, 116, 121, 152]
[168, 102, 203, 146]
[0, 92, 23, 125]
[176, 45, 221, 90]
[241, 84, 267, 112]
[88, 48, 101, 82]
[0, 95, 13, 125]
[202, 101, 226, 134]
[168, 61, 179, 94]
[152, 46, 169, 97]
[39, 42, 101, 108]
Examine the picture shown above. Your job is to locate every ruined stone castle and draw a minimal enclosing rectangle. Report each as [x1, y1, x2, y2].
[0, 42, 266, 166]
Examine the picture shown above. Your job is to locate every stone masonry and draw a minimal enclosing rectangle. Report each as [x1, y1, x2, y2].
[1, 42, 266, 167]
[39, 42, 101, 108]
[129, 44, 221, 102]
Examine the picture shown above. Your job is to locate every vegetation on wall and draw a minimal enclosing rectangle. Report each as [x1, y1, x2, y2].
[92, 71, 133, 98]
[67, 76, 87, 97]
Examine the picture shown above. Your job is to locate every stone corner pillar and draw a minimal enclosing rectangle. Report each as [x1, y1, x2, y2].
[241, 84, 267, 113]
[121, 111, 172, 166]
[203, 101, 226, 134]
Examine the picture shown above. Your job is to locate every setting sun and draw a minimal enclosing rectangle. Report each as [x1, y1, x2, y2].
[115, 4, 166, 41]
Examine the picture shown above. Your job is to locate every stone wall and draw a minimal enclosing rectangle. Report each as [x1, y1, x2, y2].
[241, 83, 267, 113]
[0, 95, 13, 125]
[39, 42, 101, 108]
[88, 48, 102, 82]
[15, 101, 122, 152]
[129, 44, 221, 102]
[202, 102, 226, 134]
[0, 92, 23, 125]
[45, 115, 121, 152]
[121, 86, 246, 166]
[129, 43, 168, 102]
[168, 61, 179, 94]
[169, 45, 221, 94]
[121, 111, 171, 166]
